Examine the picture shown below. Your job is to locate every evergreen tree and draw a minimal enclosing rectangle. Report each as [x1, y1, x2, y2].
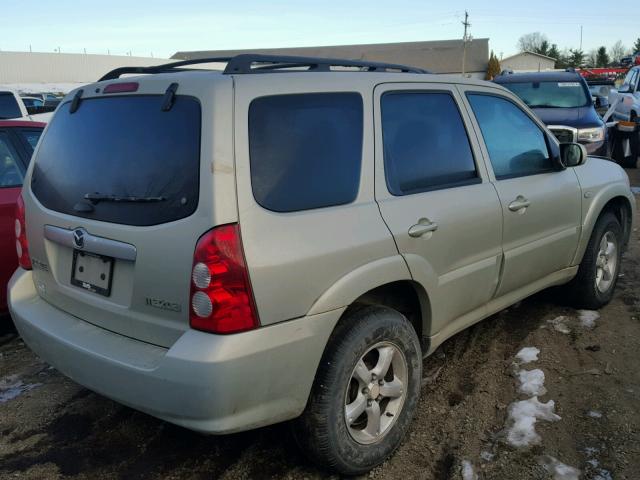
[485, 51, 501, 80]
[596, 46, 609, 67]
[633, 38, 640, 53]
[568, 49, 584, 68]
[535, 40, 550, 56]
[548, 43, 560, 60]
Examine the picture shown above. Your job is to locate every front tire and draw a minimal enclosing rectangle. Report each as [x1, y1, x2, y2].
[564, 212, 622, 309]
[293, 306, 422, 475]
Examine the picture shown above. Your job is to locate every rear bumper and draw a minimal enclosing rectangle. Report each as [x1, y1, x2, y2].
[9, 268, 342, 434]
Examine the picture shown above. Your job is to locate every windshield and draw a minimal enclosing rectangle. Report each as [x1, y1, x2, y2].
[31, 94, 201, 226]
[502, 81, 591, 108]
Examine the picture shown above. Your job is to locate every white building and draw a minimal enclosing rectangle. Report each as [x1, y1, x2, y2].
[0, 51, 167, 93]
[500, 51, 556, 72]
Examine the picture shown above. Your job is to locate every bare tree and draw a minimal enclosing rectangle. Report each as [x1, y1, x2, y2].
[586, 49, 598, 67]
[610, 40, 626, 63]
[517, 32, 549, 53]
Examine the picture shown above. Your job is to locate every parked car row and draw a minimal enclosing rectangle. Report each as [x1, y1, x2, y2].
[0, 89, 59, 120]
[4, 54, 635, 475]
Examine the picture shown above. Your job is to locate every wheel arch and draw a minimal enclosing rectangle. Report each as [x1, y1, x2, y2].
[573, 190, 635, 265]
[307, 255, 432, 350]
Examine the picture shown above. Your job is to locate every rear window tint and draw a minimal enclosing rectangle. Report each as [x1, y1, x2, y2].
[31, 95, 201, 226]
[248, 93, 363, 212]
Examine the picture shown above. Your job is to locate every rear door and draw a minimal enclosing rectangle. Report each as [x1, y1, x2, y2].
[23, 77, 236, 347]
[373, 83, 503, 335]
[460, 86, 581, 296]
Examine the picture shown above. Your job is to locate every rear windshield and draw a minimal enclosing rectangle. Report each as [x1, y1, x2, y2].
[31, 95, 201, 226]
[0, 93, 23, 119]
[501, 81, 591, 108]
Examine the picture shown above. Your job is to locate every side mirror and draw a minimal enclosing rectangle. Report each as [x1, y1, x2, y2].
[560, 142, 587, 167]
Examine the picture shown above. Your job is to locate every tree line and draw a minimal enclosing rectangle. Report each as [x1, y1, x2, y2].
[516, 32, 640, 68]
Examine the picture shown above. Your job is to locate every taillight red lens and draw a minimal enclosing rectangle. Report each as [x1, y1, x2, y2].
[189, 224, 259, 334]
[15, 195, 32, 270]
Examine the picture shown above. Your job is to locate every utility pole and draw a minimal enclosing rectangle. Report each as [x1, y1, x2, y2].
[579, 25, 583, 51]
[461, 11, 471, 76]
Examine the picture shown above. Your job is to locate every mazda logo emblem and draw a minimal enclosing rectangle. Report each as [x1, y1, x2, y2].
[73, 228, 85, 249]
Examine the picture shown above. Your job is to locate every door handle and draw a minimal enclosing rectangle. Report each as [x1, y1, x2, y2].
[508, 196, 531, 212]
[408, 220, 438, 238]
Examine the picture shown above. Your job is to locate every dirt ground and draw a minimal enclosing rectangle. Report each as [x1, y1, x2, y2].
[1, 169, 639, 480]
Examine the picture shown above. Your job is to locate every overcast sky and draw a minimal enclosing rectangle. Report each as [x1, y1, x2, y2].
[2, 0, 638, 59]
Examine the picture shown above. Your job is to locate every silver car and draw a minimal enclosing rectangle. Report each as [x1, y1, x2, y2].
[9, 55, 636, 475]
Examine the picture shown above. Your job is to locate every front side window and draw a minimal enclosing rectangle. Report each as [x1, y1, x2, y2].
[249, 92, 363, 212]
[381, 92, 477, 196]
[0, 132, 24, 187]
[467, 94, 552, 179]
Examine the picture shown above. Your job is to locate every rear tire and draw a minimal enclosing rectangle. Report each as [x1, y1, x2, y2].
[293, 306, 422, 475]
[564, 212, 622, 309]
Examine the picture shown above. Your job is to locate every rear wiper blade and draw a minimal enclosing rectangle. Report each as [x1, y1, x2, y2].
[84, 193, 166, 204]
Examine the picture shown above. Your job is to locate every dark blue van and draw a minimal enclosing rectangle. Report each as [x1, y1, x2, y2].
[494, 70, 607, 156]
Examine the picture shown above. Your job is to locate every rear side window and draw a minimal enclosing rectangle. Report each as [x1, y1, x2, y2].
[0, 93, 22, 120]
[249, 93, 363, 212]
[467, 94, 552, 179]
[381, 92, 478, 195]
[0, 132, 24, 187]
[17, 128, 43, 153]
[31, 95, 201, 226]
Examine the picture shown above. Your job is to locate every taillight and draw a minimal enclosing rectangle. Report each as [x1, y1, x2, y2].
[15, 195, 32, 270]
[189, 224, 259, 334]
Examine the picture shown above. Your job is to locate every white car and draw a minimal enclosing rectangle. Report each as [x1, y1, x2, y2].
[0, 89, 54, 122]
[609, 66, 640, 123]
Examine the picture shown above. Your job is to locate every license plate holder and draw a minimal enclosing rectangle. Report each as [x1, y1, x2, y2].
[71, 250, 114, 297]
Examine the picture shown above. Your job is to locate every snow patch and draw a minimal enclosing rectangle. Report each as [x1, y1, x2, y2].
[461, 460, 477, 480]
[515, 347, 540, 364]
[594, 469, 613, 480]
[578, 310, 600, 329]
[517, 369, 547, 396]
[480, 451, 495, 462]
[0, 375, 41, 403]
[547, 316, 571, 334]
[506, 397, 561, 447]
[540, 456, 581, 480]
[587, 410, 603, 418]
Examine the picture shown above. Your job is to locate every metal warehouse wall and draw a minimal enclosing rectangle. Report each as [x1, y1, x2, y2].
[0, 52, 167, 83]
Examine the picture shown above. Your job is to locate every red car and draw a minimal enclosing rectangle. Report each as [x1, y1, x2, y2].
[0, 120, 45, 314]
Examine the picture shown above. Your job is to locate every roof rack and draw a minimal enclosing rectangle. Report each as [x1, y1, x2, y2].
[99, 54, 428, 81]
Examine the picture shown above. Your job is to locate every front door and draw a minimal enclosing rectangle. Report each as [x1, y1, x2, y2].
[373, 83, 503, 335]
[460, 87, 582, 297]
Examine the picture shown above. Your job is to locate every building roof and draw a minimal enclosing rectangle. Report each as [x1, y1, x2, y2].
[501, 50, 557, 62]
[493, 70, 582, 84]
[172, 38, 490, 74]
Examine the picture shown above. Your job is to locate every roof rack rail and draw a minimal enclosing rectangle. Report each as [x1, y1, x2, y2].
[99, 54, 428, 81]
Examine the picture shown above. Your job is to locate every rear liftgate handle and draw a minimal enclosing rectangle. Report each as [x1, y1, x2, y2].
[408, 218, 438, 238]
